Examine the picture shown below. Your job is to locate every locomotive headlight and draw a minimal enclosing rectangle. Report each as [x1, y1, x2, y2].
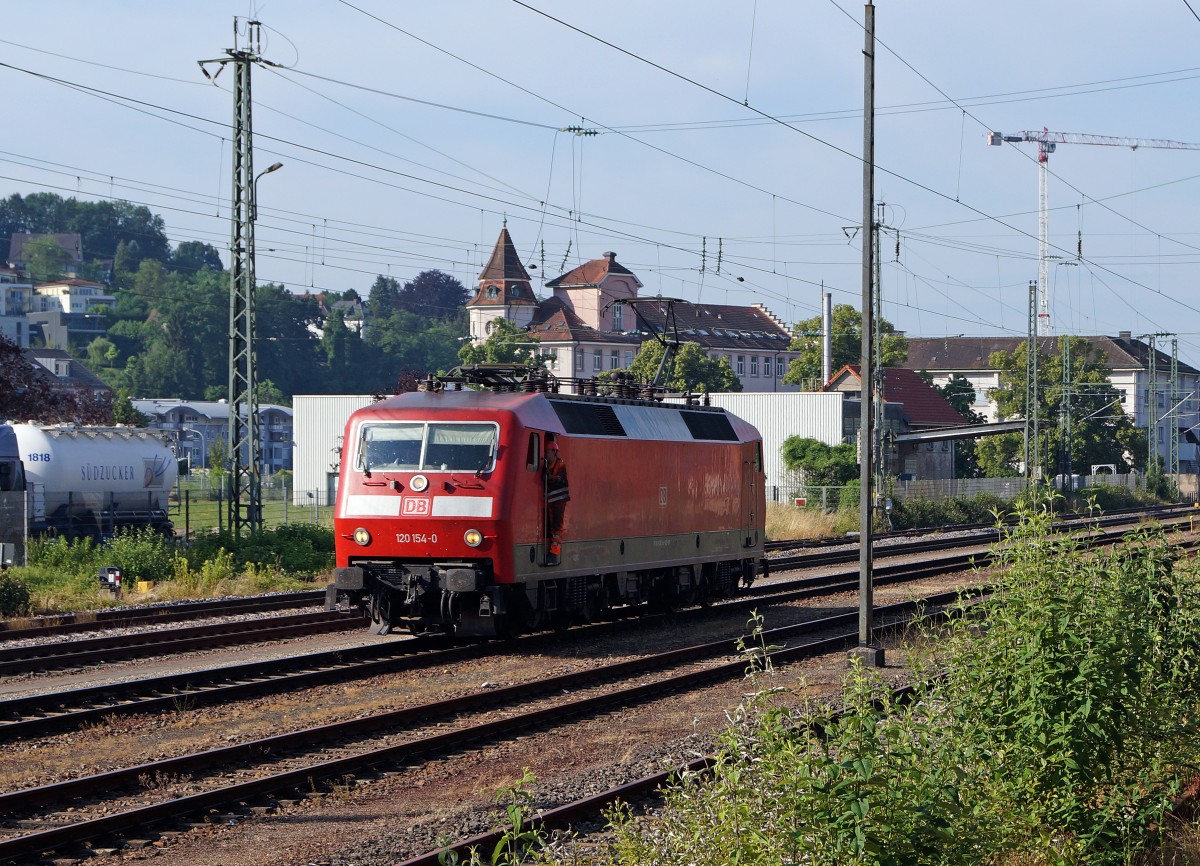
[410, 474, 429, 492]
[353, 527, 371, 546]
[463, 528, 483, 547]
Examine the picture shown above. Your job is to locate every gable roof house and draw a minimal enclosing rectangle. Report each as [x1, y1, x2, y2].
[823, 365, 968, 480]
[906, 334, 1200, 474]
[465, 227, 798, 392]
[7, 233, 84, 272]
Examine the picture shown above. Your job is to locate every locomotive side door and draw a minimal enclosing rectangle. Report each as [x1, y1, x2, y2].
[742, 442, 761, 548]
[526, 430, 546, 557]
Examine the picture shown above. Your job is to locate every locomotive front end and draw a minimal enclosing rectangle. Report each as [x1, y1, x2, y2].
[329, 409, 511, 637]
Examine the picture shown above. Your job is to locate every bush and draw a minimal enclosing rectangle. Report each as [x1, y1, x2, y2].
[889, 492, 1012, 530]
[603, 504, 1200, 865]
[28, 536, 102, 577]
[103, 528, 179, 583]
[185, 524, 334, 576]
[0, 572, 30, 616]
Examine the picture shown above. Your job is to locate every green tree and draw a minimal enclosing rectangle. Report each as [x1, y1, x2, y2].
[925, 371, 985, 478]
[169, 240, 223, 275]
[974, 337, 1141, 478]
[111, 388, 148, 425]
[625, 340, 741, 393]
[255, 283, 324, 397]
[783, 303, 907, 388]
[781, 435, 858, 486]
[366, 275, 402, 318]
[397, 270, 468, 320]
[457, 318, 537, 366]
[86, 336, 119, 369]
[256, 379, 287, 407]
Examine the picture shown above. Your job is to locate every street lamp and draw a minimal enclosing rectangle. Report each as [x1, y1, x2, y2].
[252, 161, 283, 222]
[180, 427, 206, 470]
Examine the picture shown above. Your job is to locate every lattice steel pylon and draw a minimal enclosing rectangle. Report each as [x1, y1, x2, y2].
[1025, 281, 1039, 483]
[1171, 338, 1180, 478]
[199, 19, 279, 537]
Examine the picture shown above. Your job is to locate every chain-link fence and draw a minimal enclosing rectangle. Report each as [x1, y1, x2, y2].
[171, 478, 333, 539]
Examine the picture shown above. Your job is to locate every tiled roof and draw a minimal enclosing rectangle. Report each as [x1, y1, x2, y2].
[545, 251, 642, 290]
[8, 233, 83, 265]
[526, 297, 641, 346]
[626, 300, 792, 352]
[24, 348, 110, 393]
[826, 365, 967, 428]
[906, 335, 1200, 376]
[468, 227, 538, 307]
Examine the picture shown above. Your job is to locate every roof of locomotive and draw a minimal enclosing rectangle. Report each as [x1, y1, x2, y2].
[355, 389, 762, 445]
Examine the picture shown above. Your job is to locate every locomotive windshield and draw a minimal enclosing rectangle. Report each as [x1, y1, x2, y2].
[357, 422, 498, 473]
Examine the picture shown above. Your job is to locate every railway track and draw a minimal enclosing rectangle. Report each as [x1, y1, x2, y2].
[0, 512, 1189, 863]
[3, 510, 1185, 737]
[0, 590, 325, 641]
[0, 542, 989, 739]
[0, 584, 976, 865]
[0, 608, 359, 676]
[763, 501, 1196, 554]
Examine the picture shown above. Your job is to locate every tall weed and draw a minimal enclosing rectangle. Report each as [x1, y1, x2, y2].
[603, 500, 1200, 866]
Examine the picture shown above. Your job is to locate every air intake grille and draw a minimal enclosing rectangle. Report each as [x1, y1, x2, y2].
[550, 401, 628, 437]
[680, 410, 738, 441]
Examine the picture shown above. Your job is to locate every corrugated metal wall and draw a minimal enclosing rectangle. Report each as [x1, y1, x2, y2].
[702, 392, 844, 497]
[292, 395, 376, 506]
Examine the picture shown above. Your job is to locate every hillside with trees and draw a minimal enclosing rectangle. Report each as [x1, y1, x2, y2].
[3, 193, 476, 404]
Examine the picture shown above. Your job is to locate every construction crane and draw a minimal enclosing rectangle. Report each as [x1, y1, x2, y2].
[988, 128, 1200, 336]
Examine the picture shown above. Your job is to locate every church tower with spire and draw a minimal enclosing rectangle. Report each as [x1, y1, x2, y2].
[465, 226, 539, 342]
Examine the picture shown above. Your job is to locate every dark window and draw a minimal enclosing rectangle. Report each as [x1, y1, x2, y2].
[526, 431, 541, 471]
[550, 401, 627, 437]
[680, 411, 738, 441]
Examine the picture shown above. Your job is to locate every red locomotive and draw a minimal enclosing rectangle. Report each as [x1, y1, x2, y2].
[326, 365, 765, 637]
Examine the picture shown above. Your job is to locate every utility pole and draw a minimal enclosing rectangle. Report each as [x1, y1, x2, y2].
[851, 1, 883, 668]
[199, 19, 280, 538]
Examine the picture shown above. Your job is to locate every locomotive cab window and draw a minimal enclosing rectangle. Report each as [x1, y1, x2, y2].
[357, 422, 498, 473]
[525, 431, 541, 471]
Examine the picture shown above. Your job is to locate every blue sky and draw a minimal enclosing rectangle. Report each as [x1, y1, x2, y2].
[4, 1, 1200, 362]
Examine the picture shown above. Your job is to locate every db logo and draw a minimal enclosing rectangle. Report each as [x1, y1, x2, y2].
[401, 497, 431, 516]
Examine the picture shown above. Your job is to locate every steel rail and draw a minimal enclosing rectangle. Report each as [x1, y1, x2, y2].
[0, 610, 359, 675]
[0, 587, 973, 865]
[0, 590, 325, 640]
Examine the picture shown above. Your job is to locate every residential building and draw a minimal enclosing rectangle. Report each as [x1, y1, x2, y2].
[906, 334, 1200, 474]
[0, 266, 31, 347]
[7, 233, 83, 272]
[465, 227, 798, 392]
[26, 278, 114, 350]
[133, 399, 294, 476]
[25, 347, 111, 404]
[32, 278, 115, 315]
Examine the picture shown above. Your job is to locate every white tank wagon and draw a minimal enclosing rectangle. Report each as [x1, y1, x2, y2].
[0, 424, 178, 540]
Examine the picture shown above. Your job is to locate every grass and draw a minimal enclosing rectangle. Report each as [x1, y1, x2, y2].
[765, 502, 857, 541]
[1, 525, 334, 618]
